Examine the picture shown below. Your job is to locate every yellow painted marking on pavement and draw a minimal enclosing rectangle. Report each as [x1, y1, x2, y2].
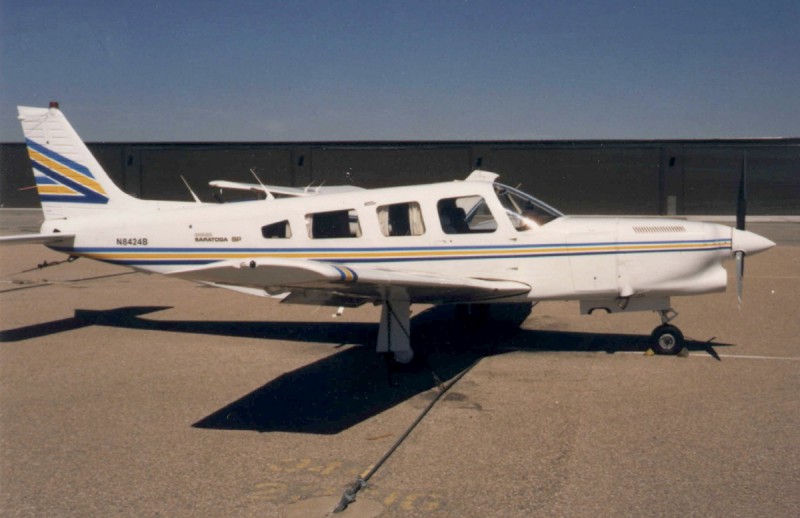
[383, 492, 399, 506]
[401, 493, 422, 511]
[319, 462, 342, 476]
[250, 481, 288, 501]
[421, 494, 443, 512]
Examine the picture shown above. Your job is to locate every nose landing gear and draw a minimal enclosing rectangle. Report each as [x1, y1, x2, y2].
[651, 309, 685, 355]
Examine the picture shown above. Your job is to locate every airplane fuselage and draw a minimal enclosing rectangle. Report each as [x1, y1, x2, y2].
[42, 179, 736, 307]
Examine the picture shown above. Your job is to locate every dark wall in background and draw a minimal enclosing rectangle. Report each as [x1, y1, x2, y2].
[1, 140, 798, 214]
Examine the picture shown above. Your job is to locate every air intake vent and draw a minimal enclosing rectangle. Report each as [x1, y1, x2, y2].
[632, 225, 687, 233]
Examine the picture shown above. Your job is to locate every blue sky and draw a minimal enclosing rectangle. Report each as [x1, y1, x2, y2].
[1, 1, 798, 141]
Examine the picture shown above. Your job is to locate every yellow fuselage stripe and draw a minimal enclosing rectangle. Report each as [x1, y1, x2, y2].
[80, 242, 729, 262]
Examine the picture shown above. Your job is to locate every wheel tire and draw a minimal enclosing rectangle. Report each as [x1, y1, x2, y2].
[651, 324, 684, 355]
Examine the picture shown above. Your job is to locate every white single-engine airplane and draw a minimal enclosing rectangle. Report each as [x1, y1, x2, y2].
[1, 104, 775, 362]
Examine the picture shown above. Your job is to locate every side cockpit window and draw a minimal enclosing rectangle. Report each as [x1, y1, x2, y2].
[262, 220, 291, 238]
[377, 202, 426, 236]
[494, 184, 561, 230]
[307, 209, 362, 239]
[437, 196, 497, 234]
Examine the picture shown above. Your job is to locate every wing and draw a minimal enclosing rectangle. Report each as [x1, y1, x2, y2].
[169, 257, 530, 306]
[0, 233, 76, 246]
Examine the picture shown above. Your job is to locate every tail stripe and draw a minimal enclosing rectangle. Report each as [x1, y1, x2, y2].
[37, 185, 78, 196]
[33, 174, 58, 185]
[26, 139, 109, 204]
[26, 138, 99, 179]
[29, 147, 105, 191]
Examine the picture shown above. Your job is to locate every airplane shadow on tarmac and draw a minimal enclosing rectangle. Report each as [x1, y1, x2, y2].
[0, 304, 728, 434]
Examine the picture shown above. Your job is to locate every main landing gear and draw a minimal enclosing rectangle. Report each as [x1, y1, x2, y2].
[377, 291, 414, 364]
[650, 308, 685, 355]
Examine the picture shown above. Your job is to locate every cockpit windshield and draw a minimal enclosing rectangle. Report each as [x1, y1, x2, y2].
[493, 183, 563, 230]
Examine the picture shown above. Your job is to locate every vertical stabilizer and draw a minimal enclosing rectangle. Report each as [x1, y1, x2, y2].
[18, 104, 141, 219]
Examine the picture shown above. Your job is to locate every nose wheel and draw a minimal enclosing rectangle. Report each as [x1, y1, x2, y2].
[650, 309, 685, 355]
[650, 324, 684, 355]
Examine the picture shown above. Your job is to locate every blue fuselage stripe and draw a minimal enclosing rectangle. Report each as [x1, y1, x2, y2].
[56, 239, 729, 254]
[52, 239, 731, 267]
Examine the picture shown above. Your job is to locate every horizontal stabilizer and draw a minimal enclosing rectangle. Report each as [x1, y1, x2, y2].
[0, 232, 75, 246]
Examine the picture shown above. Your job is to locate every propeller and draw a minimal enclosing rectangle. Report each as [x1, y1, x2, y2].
[730, 151, 776, 306]
[735, 152, 747, 306]
[735, 247, 744, 306]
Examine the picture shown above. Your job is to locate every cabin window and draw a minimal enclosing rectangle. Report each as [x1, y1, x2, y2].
[307, 209, 362, 239]
[377, 202, 425, 237]
[437, 195, 497, 234]
[262, 220, 291, 239]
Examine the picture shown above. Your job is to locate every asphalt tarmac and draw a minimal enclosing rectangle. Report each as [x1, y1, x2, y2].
[1, 210, 798, 517]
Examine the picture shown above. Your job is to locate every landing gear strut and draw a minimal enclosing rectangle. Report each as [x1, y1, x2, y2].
[650, 308, 684, 355]
[377, 290, 414, 364]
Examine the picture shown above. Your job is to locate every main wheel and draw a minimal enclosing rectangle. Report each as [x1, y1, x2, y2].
[650, 324, 684, 355]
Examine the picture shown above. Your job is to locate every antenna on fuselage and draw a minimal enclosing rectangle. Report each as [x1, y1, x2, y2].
[180, 175, 202, 203]
[250, 168, 274, 200]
